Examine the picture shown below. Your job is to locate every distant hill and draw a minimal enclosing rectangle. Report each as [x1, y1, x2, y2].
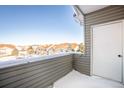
[53, 43, 78, 49]
[0, 44, 16, 49]
[0, 43, 80, 50]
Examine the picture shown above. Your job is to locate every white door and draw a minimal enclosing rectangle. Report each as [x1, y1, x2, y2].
[92, 22, 123, 82]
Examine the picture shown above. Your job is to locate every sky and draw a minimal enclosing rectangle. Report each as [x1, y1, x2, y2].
[0, 5, 84, 45]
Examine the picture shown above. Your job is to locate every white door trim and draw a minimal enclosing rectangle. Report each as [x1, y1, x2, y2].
[90, 19, 124, 83]
[122, 20, 124, 83]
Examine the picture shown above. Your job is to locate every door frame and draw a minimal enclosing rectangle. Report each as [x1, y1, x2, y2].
[90, 19, 124, 83]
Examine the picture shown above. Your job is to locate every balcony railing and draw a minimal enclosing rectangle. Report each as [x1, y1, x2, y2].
[0, 53, 73, 87]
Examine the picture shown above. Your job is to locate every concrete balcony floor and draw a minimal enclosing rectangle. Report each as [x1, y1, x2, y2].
[54, 70, 124, 88]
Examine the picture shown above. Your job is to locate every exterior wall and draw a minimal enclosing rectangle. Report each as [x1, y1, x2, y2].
[73, 54, 90, 75]
[0, 55, 73, 88]
[74, 5, 124, 75]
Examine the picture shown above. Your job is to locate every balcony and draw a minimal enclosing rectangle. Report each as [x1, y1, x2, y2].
[0, 53, 123, 88]
[0, 5, 124, 88]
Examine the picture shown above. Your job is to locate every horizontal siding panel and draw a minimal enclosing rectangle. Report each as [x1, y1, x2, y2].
[76, 68, 90, 75]
[85, 8, 124, 21]
[0, 62, 55, 80]
[0, 55, 72, 88]
[73, 54, 90, 75]
[0, 55, 72, 73]
[0, 62, 72, 87]
[74, 56, 90, 60]
[7, 64, 71, 88]
[74, 60, 90, 63]
[74, 67, 89, 71]
[85, 6, 123, 18]
[0, 59, 71, 81]
[0, 56, 72, 80]
[85, 16, 124, 25]
[35, 68, 71, 88]
[25, 67, 72, 88]
[74, 63, 90, 67]
[75, 67, 90, 73]
[74, 61, 90, 65]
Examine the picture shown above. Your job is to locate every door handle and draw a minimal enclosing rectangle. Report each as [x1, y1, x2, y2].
[118, 55, 122, 57]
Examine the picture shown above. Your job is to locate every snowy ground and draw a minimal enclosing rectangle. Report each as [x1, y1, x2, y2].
[54, 70, 124, 88]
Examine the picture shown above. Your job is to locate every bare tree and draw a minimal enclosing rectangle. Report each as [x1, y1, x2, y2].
[11, 48, 19, 56]
[79, 43, 84, 53]
[27, 46, 34, 55]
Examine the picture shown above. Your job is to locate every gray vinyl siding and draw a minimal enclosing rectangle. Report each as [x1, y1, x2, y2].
[74, 5, 124, 75]
[0, 55, 73, 88]
[73, 54, 90, 75]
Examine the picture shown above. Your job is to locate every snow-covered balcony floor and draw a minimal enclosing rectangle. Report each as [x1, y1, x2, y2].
[54, 70, 124, 88]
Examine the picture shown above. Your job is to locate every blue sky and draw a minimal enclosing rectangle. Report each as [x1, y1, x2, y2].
[0, 5, 84, 45]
